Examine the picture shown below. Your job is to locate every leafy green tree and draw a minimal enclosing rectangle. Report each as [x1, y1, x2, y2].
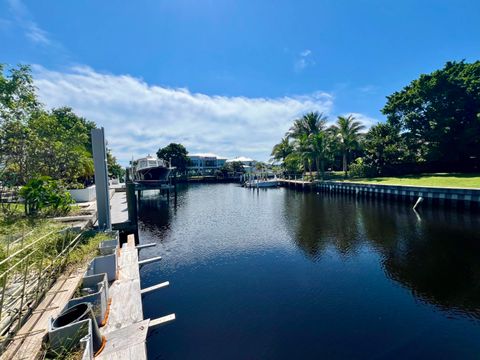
[1, 65, 104, 187]
[363, 123, 405, 175]
[107, 150, 125, 180]
[330, 115, 365, 176]
[156, 143, 189, 174]
[283, 152, 303, 174]
[0, 64, 39, 123]
[382, 60, 480, 168]
[270, 137, 293, 169]
[0, 64, 39, 185]
[228, 161, 245, 173]
[26, 108, 96, 186]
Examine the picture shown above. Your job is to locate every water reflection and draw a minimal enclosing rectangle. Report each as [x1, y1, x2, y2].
[137, 190, 172, 238]
[139, 184, 480, 358]
[287, 192, 480, 319]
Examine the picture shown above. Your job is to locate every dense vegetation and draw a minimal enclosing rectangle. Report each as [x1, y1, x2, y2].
[0, 64, 124, 188]
[272, 61, 480, 178]
[0, 64, 123, 215]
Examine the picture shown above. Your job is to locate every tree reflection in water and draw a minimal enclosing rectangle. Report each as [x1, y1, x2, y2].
[285, 191, 480, 320]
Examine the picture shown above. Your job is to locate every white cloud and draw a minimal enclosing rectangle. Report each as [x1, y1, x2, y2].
[25, 22, 50, 45]
[294, 49, 315, 72]
[33, 66, 336, 165]
[300, 49, 312, 57]
[8, 0, 52, 45]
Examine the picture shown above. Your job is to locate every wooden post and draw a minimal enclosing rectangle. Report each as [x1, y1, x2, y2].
[126, 182, 139, 245]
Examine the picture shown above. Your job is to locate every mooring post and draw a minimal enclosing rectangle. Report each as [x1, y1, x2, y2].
[126, 182, 139, 245]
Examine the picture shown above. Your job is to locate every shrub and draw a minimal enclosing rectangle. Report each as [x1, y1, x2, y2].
[20, 177, 74, 216]
[348, 158, 376, 178]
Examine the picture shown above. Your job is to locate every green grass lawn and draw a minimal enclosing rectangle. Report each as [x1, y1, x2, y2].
[341, 173, 480, 188]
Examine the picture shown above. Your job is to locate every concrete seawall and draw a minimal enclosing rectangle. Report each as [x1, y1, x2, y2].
[280, 180, 480, 210]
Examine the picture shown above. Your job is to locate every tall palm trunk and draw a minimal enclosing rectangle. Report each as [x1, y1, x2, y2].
[315, 157, 320, 179]
[342, 151, 347, 176]
[320, 159, 325, 180]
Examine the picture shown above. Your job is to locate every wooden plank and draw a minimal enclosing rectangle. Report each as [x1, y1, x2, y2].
[148, 314, 176, 328]
[96, 320, 149, 359]
[98, 343, 146, 360]
[140, 281, 169, 295]
[1, 268, 85, 360]
[101, 244, 142, 334]
[101, 280, 143, 334]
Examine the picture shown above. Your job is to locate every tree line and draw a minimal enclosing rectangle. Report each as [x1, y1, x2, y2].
[0, 64, 124, 189]
[271, 60, 480, 178]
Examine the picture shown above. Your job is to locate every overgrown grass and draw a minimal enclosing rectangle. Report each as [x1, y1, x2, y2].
[341, 173, 480, 188]
[0, 202, 70, 237]
[0, 204, 65, 261]
[66, 230, 114, 267]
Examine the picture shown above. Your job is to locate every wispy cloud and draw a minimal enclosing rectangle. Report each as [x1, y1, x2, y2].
[359, 85, 378, 94]
[7, 0, 52, 45]
[294, 49, 315, 72]
[33, 65, 336, 165]
[25, 22, 51, 45]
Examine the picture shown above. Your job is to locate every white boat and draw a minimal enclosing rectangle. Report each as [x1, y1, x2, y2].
[132, 155, 172, 183]
[244, 179, 279, 188]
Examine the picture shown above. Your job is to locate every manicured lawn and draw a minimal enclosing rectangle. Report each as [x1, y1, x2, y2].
[341, 173, 480, 188]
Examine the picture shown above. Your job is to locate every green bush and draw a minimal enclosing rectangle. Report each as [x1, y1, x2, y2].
[19, 177, 74, 216]
[348, 158, 376, 178]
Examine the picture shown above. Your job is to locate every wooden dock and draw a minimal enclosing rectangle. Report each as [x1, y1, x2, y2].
[97, 235, 175, 359]
[0, 235, 174, 360]
[97, 235, 146, 359]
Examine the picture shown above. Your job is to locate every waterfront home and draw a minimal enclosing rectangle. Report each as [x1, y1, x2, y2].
[188, 153, 227, 175]
[226, 156, 257, 173]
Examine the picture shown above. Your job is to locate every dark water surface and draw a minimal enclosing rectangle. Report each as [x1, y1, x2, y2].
[139, 184, 480, 359]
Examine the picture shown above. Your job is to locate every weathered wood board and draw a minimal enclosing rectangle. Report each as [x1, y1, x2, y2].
[1, 268, 85, 360]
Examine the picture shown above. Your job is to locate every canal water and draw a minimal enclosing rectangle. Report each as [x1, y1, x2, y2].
[139, 183, 480, 359]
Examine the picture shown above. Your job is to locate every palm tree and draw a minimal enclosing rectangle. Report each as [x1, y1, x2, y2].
[311, 131, 335, 179]
[297, 134, 315, 179]
[287, 112, 328, 179]
[287, 112, 327, 139]
[330, 115, 365, 176]
[270, 137, 293, 170]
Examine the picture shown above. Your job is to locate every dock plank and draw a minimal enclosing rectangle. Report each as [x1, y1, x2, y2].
[102, 279, 143, 333]
[99, 343, 146, 360]
[97, 320, 149, 359]
[1, 268, 85, 360]
[98, 236, 148, 359]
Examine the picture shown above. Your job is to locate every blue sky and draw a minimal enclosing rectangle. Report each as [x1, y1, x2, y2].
[1, 0, 479, 164]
